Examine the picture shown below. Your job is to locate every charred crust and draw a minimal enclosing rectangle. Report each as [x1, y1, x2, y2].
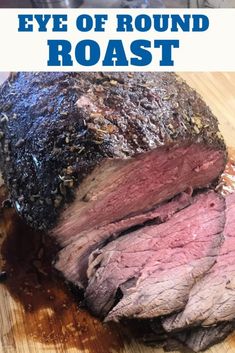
[0, 72, 227, 230]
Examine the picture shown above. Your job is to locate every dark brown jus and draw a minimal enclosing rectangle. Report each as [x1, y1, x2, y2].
[85, 191, 225, 320]
[0, 72, 226, 289]
[1, 208, 61, 313]
[0, 207, 125, 352]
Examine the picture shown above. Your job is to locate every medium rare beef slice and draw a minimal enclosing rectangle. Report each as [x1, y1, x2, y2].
[85, 191, 225, 319]
[175, 323, 235, 352]
[0, 72, 226, 240]
[55, 190, 193, 286]
[163, 192, 235, 332]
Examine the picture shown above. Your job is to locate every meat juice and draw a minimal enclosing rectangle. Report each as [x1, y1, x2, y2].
[0, 211, 124, 352]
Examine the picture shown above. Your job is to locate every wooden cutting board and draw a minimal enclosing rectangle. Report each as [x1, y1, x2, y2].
[1, 72, 235, 353]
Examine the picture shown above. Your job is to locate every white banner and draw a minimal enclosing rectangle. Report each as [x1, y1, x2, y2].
[0, 8, 234, 71]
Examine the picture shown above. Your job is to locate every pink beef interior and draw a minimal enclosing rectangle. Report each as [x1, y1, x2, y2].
[55, 191, 193, 286]
[52, 143, 225, 287]
[53, 143, 224, 245]
[85, 191, 225, 320]
[163, 192, 235, 331]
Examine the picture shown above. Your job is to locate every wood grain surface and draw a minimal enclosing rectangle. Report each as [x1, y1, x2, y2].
[0, 72, 235, 353]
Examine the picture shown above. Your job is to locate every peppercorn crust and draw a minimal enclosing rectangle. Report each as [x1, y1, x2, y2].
[0, 72, 226, 230]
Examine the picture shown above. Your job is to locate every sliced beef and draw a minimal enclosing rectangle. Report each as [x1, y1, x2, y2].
[174, 324, 235, 352]
[0, 72, 226, 285]
[85, 191, 225, 319]
[55, 190, 193, 286]
[163, 192, 235, 332]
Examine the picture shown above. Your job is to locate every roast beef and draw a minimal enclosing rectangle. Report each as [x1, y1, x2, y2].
[163, 192, 235, 332]
[142, 192, 235, 352]
[0, 72, 227, 287]
[85, 191, 225, 319]
[56, 190, 193, 285]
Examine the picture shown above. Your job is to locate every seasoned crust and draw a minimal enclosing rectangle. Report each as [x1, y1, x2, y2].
[0, 72, 226, 230]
